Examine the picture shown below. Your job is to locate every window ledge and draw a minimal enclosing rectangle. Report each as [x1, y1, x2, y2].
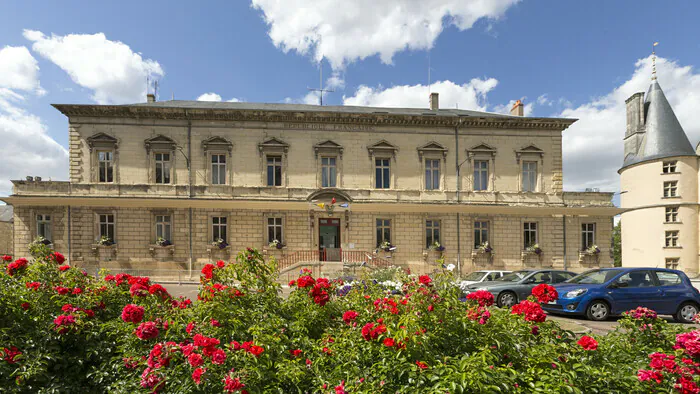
[661, 172, 681, 175]
[665, 221, 683, 224]
[663, 246, 683, 249]
[662, 196, 682, 199]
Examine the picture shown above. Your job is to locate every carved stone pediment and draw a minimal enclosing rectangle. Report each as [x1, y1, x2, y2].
[86, 133, 118, 151]
[417, 141, 448, 159]
[144, 135, 176, 153]
[313, 140, 343, 158]
[202, 136, 233, 154]
[467, 143, 497, 157]
[258, 137, 289, 154]
[368, 140, 398, 157]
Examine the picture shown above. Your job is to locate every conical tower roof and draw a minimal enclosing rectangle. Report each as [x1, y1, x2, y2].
[622, 80, 695, 169]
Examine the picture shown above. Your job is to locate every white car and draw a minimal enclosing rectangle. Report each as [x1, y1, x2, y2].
[457, 270, 511, 291]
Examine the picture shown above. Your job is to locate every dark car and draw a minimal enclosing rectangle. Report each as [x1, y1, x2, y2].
[544, 268, 700, 323]
[465, 269, 577, 308]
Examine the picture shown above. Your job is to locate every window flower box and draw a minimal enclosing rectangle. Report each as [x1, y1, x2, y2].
[471, 242, 494, 264]
[207, 238, 230, 259]
[521, 243, 542, 264]
[579, 245, 600, 263]
[91, 243, 117, 261]
[149, 242, 175, 259]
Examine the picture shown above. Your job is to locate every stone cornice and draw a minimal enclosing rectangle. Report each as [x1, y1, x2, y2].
[52, 104, 577, 131]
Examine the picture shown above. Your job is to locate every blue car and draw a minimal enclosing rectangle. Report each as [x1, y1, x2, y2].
[543, 268, 700, 323]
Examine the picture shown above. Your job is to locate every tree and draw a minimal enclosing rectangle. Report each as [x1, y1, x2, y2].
[612, 220, 621, 267]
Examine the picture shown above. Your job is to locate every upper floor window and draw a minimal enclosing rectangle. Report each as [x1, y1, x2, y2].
[666, 207, 679, 223]
[425, 220, 440, 248]
[473, 160, 489, 191]
[267, 217, 283, 244]
[98, 151, 114, 183]
[522, 161, 537, 192]
[664, 181, 678, 197]
[212, 216, 227, 243]
[523, 222, 538, 248]
[375, 159, 391, 189]
[211, 154, 227, 185]
[267, 156, 282, 186]
[665, 230, 679, 247]
[37, 214, 51, 242]
[321, 157, 337, 187]
[581, 223, 596, 249]
[376, 219, 391, 247]
[663, 161, 678, 173]
[474, 221, 489, 248]
[155, 215, 171, 242]
[665, 258, 680, 270]
[154, 153, 171, 184]
[99, 214, 115, 242]
[425, 159, 441, 190]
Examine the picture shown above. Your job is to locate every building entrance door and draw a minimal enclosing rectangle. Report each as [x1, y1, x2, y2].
[319, 218, 341, 261]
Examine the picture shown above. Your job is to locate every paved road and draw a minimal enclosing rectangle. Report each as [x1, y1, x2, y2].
[548, 314, 694, 335]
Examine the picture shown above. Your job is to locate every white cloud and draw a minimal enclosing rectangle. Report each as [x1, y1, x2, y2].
[23, 30, 164, 104]
[0, 45, 44, 94]
[0, 89, 68, 196]
[196, 92, 242, 102]
[536, 94, 551, 106]
[343, 79, 499, 110]
[251, 0, 520, 69]
[560, 56, 700, 192]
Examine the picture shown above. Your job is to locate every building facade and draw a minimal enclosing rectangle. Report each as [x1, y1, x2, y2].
[620, 69, 700, 276]
[3, 94, 617, 278]
[0, 205, 12, 256]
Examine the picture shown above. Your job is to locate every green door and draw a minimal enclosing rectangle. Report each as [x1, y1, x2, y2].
[319, 218, 341, 261]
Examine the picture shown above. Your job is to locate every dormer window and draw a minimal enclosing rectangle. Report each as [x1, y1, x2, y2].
[663, 161, 677, 173]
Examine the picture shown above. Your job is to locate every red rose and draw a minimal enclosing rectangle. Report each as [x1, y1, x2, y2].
[288, 280, 296, 287]
[418, 275, 432, 286]
[511, 300, 547, 323]
[290, 349, 302, 358]
[58, 265, 70, 271]
[53, 314, 77, 334]
[201, 264, 216, 280]
[2, 346, 21, 364]
[1, 255, 12, 262]
[192, 367, 205, 385]
[211, 349, 227, 365]
[216, 260, 226, 268]
[51, 252, 66, 264]
[361, 323, 375, 341]
[121, 304, 145, 323]
[577, 335, 598, 351]
[26, 281, 41, 290]
[148, 284, 170, 300]
[54, 286, 70, 295]
[71, 287, 82, 295]
[466, 290, 495, 307]
[135, 322, 160, 340]
[297, 275, 316, 288]
[188, 353, 204, 367]
[383, 338, 395, 347]
[343, 310, 359, 324]
[638, 369, 664, 384]
[130, 283, 149, 297]
[20, 302, 30, 310]
[223, 376, 245, 393]
[7, 258, 28, 276]
[248, 345, 264, 357]
[416, 360, 429, 370]
[532, 284, 559, 304]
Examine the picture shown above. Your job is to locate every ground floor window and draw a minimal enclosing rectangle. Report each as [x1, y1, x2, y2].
[212, 216, 227, 243]
[426, 220, 440, 248]
[581, 223, 596, 249]
[474, 221, 488, 248]
[37, 214, 51, 242]
[267, 217, 283, 244]
[155, 215, 172, 242]
[98, 214, 115, 242]
[376, 219, 391, 247]
[523, 222, 538, 248]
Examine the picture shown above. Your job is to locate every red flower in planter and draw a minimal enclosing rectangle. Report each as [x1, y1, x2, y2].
[577, 335, 598, 351]
[383, 338, 395, 347]
[343, 310, 358, 324]
[53, 314, 77, 334]
[532, 284, 559, 304]
[675, 376, 699, 394]
[135, 322, 160, 340]
[216, 260, 226, 268]
[675, 331, 700, 358]
[290, 349, 302, 358]
[26, 281, 41, 291]
[148, 284, 170, 300]
[415, 360, 429, 370]
[418, 275, 432, 286]
[2, 346, 21, 364]
[121, 304, 145, 323]
[212, 349, 227, 365]
[50, 252, 65, 264]
[247, 345, 264, 357]
[7, 258, 28, 276]
[297, 275, 316, 288]
[511, 300, 547, 323]
[638, 369, 664, 384]
[223, 375, 246, 393]
[1, 255, 11, 262]
[58, 264, 70, 271]
[130, 283, 149, 297]
[20, 302, 30, 310]
[626, 307, 658, 320]
[467, 306, 491, 325]
[192, 368, 205, 385]
[188, 353, 204, 367]
[201, 264, 216, 280]
[54, 286, 70, 295]
[466, 290, 495, 307]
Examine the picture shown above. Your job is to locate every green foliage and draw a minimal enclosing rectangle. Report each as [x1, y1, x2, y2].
[1, 246, 699, 393]
[613, 221, 622, 267]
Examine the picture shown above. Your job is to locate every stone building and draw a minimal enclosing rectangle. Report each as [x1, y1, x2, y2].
[0, 205, 12, 256]
[620, 61, 699, 276]
[2, 93, 617, 278]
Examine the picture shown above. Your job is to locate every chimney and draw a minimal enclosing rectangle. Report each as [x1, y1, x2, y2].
[429, 92, 439, 111]
[510, 100, 524, 116]
[147, 93, 156, 103]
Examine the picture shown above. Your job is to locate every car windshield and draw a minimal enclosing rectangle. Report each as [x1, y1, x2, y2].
[463, 272, 486, 281]
[567, 269, 625, 284]
[496, 271, 530, 282]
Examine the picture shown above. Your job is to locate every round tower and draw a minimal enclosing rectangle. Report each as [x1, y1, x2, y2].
[619, 67, 699, 275]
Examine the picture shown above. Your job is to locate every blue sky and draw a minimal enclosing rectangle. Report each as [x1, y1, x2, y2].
[1, 1, 700, 201]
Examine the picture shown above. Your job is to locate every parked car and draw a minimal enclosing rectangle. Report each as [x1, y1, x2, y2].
[459, 270, 511, 286]
[465, 269, 577, 308]
[544, 268, 700, 323]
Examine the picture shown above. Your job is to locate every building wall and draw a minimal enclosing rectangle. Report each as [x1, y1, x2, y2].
[0, 221, 12, 256]
[12, 205, 613, 275]
[620, 156, 700, 275]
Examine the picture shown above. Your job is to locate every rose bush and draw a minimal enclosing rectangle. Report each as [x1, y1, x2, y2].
[1, 245, 700, 392]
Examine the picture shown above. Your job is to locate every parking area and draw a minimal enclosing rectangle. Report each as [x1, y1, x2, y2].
[548, 314, 695, 335]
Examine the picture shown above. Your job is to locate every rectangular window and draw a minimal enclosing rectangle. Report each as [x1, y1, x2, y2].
[375, 159, 391, 189]
[426, 220, 440, 248]
[212, 216, 227, 243]
[155, 215, 172, 241]
[663, 161, 678, 173]
[267, 217, 283, 244]
[474, 221, 489, 248]
[473, 160, 489, 191]
[666, 207, 679, 223]
[97, 151, 114, 183]
[522, 161, 537, 192]
[321, 157, 337, 187]
[376, 219, 391, 247]
[523, 222, 538, 248]
[266, 156, 282, 186]
[211, 154, 226, 185]
[99, 214, 115, 242]
[665, 258, 680, 270]
[664, 181, 678, 197]
[665, 231, 679, 247]
[36, 214, 51, 242]
[154, 153, 171, 184]
[581, 223, 596, 249]
[425, 159, 440, 190]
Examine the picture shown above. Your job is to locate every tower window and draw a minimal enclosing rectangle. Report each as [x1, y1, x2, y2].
[665, 207, 679, 223]
[663, 161, 677, 173]
[665, 231, 679, 247]
[663, 181, 678, 197]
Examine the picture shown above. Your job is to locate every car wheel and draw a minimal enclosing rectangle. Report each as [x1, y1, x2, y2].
[497, 291, 517, 308]
[586, 300, 610, 321]
[675, 302, 699, 324]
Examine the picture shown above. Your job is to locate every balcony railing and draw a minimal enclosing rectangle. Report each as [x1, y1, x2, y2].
[277, 249, 393, 272]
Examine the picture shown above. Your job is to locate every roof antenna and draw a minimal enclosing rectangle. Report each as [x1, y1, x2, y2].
[307, 61, 334, 106]
[652, 41, 659, 81]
